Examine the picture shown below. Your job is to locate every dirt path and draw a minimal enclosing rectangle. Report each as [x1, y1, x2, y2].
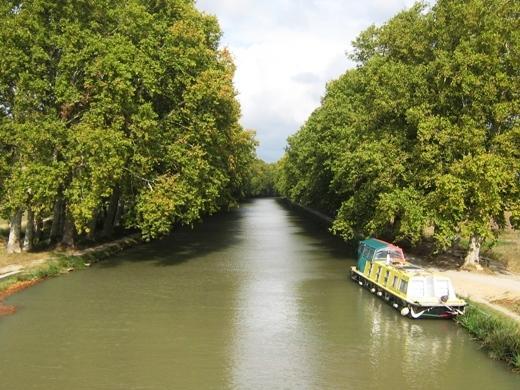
[425, 266, 520, 321]
[0, 234, 142, 281]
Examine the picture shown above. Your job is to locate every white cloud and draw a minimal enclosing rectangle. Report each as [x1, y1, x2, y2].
[196, 0, 430, 162]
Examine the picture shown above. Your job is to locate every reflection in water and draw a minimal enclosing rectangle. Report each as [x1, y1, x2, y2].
[231, 280, 315, 389]
[0, 199, 518, 390]
[229, 201, 317, 388]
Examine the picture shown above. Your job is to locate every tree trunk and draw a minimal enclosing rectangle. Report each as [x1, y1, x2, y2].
[23, 208, 35, 252]
[86, 216, 97, 242]
[60, 206, 76, 249]
[102, 186, 120, 239]
[6, 209, 23, 254]
[34, 215, 43, 244]
[114, 200, 124, 229]
[50, 198, 64, 244]
[463, 234, 483, 270]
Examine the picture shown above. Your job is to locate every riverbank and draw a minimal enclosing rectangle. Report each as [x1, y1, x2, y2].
[457, 301, 520, 370]
[279, 199, 520, 319]
[2, 198, 517, 388]
[0, 234, 142, 315]
[281, 198, 520, 369]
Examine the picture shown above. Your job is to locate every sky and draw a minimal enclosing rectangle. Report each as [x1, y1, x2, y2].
[196, 0, 426, 162]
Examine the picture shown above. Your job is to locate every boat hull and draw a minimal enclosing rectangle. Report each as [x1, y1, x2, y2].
[350, 267, 466, 319]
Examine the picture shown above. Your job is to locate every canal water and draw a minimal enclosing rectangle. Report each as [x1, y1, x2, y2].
[0, 199, 518, 389]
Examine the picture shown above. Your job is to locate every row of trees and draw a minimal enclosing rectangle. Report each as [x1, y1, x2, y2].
[276, 0, 519, 267]
[245, 159, 276, 198]
[0, 0, 257, 253]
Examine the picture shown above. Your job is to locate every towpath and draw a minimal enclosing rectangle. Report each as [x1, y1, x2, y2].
[425, 266, 520, 322]
[0, 234, 141, 281]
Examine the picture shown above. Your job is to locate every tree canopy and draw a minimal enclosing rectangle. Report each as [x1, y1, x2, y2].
[245, 158, 276, 198]
[0, 0, 257, 251]
[276, 0, 519, 266]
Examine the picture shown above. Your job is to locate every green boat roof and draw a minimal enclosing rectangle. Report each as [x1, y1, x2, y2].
[360, 238, 393, 251]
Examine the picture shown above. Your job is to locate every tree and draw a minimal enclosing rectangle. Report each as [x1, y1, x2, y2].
[278, 0, 519, 267]
[246, 159, 276, 198]
[0, 0, 257, 250]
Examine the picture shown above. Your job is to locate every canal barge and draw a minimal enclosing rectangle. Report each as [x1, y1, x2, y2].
[350, 238, 467, 319]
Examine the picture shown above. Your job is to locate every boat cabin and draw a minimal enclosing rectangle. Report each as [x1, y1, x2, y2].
[352, 238, 467, 318]
[357, 238, 405, 272]
[405, 275, 457, 302]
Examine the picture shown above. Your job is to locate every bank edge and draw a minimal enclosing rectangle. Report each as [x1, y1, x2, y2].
[279, 197, 520, 371]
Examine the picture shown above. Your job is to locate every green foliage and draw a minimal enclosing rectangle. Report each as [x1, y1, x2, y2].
[277, 0, 520, 260]
[457, 304, 520, 369]
[246, 159, 276, 198]
[0, 0, 257, 243]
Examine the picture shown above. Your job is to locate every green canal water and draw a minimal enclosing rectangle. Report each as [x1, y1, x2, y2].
[0, 198, 518, 389]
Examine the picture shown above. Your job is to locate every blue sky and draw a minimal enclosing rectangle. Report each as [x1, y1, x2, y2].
[196, 0, 427, 162]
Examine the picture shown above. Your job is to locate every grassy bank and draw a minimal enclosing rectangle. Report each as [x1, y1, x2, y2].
[457, 302, 520, 370]
[0, 235, 141, 304]
[0, 255, 88, 295]
[483, 230, 520, 274]
[0, 255, 90, 315]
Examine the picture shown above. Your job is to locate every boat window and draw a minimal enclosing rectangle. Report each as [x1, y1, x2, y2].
[434, 280, 450, 298]
[364, 247, 375, 260]
[392, 276, 398, 288]
[399, 280, 408, 294]
[374, 250, 404, 261]
[375, 266, 381, 280]
[408, 280, 425, 298]
[384, 270, 390, 284]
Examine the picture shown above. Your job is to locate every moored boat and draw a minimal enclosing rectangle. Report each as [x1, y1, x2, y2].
[350, 238, 467, 319]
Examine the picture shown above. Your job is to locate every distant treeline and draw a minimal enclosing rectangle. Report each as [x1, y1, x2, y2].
[0, 0, 258, 253]
[275, 0, 519, 267]
[246, 159, 277, 198]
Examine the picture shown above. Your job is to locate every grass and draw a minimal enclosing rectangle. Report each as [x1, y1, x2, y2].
[491, 298, 520, 317]
[0, 236, 54, 269]
[457, 302, 520, 370]
[412, 228, 520, 273]
[0, 254, 89, 295]
[0, 249, 53, 269]
[483, 230, 520, 274]
[0, 234, 141, 299]
[0, 217, 56, 269]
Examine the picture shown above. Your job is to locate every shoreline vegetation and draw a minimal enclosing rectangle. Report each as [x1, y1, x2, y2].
[457, 302, 520, 370]
[0, 0, 258, 255]
[0, 0, 261, 316]
[1, 0, 518, 376]
[0, 234, 142, 316]
[270, 1, 519, 369]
